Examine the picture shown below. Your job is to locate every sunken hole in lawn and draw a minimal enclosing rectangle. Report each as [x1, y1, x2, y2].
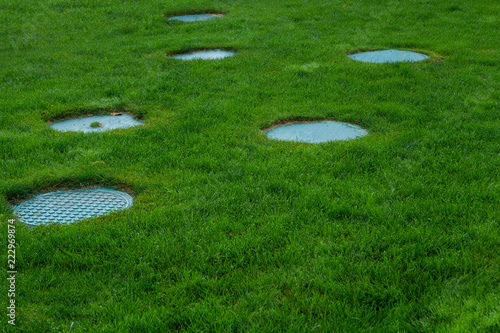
[168, 14, 222, 22]
[50, 114, 143, 133]
[264, 121, 368, 143]
[12, 188, 133, 226]
[348, 50, 430, 63]
[169, 49, 235, 60]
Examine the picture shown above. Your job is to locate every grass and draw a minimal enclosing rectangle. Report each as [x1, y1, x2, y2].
[0, 0, 499, 331]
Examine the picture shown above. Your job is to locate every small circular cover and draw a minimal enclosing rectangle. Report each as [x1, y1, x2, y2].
[170, 49, 235, 60]
[13, 188, 133, 225]
[348, 50, 429, 63]
[265, 121, 368, 143]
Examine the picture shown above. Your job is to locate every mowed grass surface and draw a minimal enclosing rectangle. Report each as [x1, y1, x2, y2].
[1, 0, 499, 331]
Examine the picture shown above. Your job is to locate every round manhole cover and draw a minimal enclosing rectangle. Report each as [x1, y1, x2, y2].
[13, 188, 133, 226]
[348, 50, 429, 63]
[51, 114, 143, 133]
[170, 49, 235, 60]
[168, 14, 219, 22]
[264, 121, 368, 143]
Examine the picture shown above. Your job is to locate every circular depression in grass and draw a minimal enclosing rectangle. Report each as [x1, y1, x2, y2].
[51, 114, 143, 133]
[348, 50, 429, 63]
[13, 188, 133, 226]
[168, 14, 219, 22]
[264, 121, 368, 143]
[170, 49, 235, 60]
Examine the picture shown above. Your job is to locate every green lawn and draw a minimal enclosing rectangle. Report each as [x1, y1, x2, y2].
[1, 0, 499, 331]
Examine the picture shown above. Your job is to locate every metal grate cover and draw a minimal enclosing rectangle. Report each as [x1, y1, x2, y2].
[168, 14, 218, 22]
[170, 49, 235, 60]
[265, 121, 368, 143]
[13, 188, 133, 226]
[51, 115, 143, 133]
[348, 50, 429, 63]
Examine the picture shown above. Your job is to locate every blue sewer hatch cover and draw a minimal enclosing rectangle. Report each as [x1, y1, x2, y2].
[264, 121, 368, 143]
[51, 114, 143, 133]
[13, 188, 133, 226]
[348, 50, 429, 63]
[170, 49, 235, 60]
[168, 14, 219, 22]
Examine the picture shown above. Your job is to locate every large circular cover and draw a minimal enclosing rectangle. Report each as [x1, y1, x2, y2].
[13, 188, 133, 225]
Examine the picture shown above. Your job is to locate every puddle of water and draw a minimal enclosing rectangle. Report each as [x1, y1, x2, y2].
[265, 121, 368, 143]
[168, 14, 219, 22]
[51, 114, 143, 133]
[348, 50, 429, 63]
[170, 49, 235, 60]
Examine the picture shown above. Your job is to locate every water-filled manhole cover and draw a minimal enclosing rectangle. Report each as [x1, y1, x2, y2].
[264, 121, 368, 143]
[13, 188, 133, 226]
[348, 50, 429, 63]
[168, 14, 219, 22]
[51, 114, 143, 133]
[170, 49, 235, 60]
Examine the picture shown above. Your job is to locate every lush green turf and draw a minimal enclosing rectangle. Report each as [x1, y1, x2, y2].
[1, 0, 499, 331]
